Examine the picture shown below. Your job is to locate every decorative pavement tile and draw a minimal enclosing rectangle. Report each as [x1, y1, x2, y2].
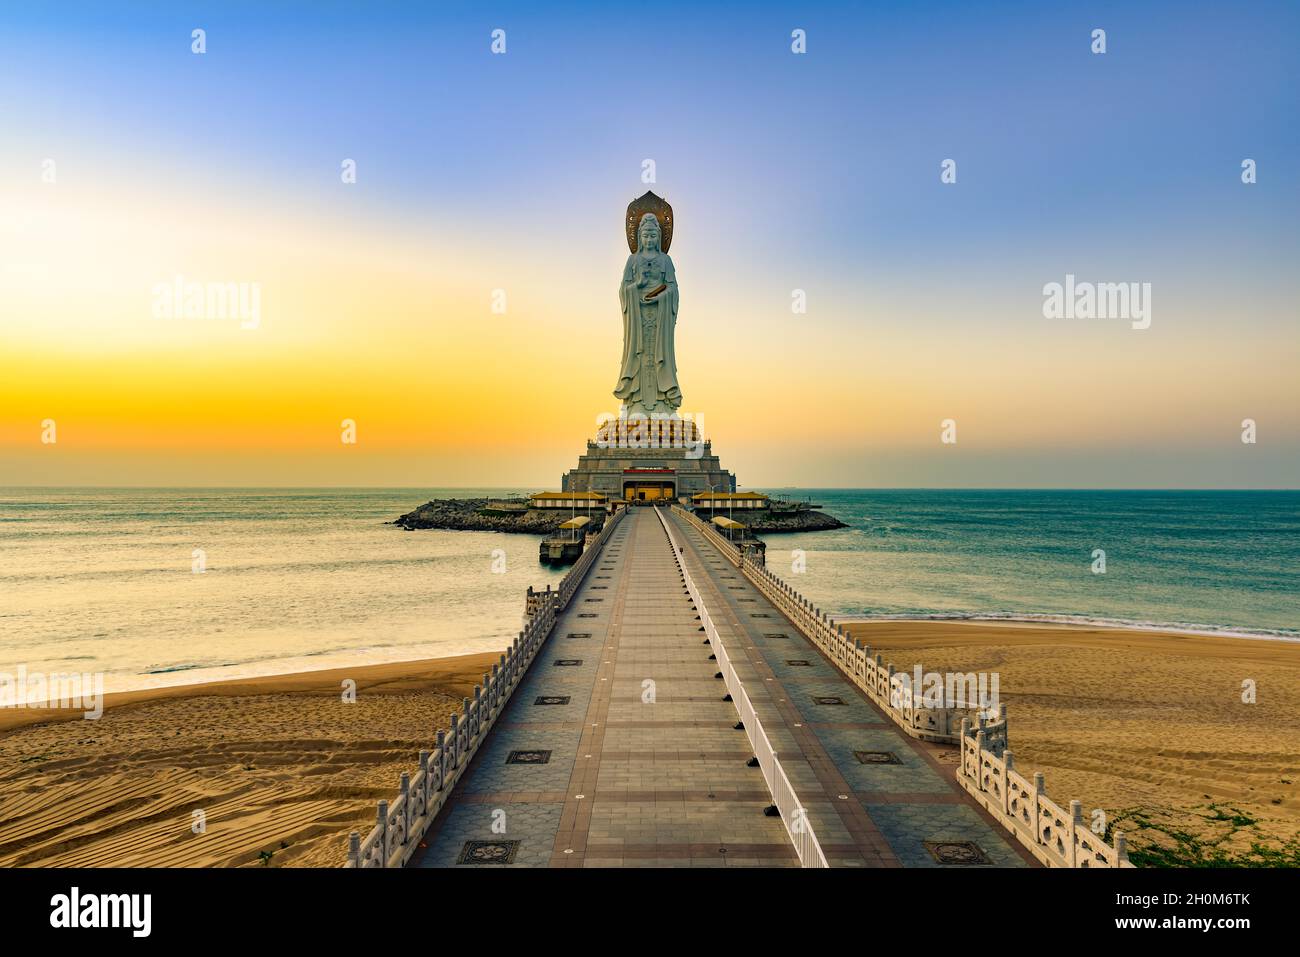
[506, 749, 552, 764]
[416, 802, 564, 868]
[458, 729, 580, 792]
[457, 840, 520, 864]
[813, 726, 950, 793]
[777, 680, 885, 725]
[865, 804, 1028, 868]
[854, 750, 902, 765]
[923, 840, 991, 865]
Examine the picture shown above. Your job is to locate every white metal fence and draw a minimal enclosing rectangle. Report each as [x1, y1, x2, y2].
[654, 507, 828, 868]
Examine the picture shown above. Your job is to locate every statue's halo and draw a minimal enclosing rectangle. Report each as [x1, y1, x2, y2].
[625, 191, 674, 253]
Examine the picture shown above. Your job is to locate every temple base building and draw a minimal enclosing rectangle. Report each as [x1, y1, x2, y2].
[560, 416, 736, 503]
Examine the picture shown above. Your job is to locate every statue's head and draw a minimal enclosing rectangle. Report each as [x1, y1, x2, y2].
[637, 214, 661, 252]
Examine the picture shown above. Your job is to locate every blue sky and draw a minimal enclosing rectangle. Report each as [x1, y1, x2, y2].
[2, 1, 1296, 486]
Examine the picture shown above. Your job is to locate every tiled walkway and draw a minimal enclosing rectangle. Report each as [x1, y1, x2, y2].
[409, 508, 1034, 868]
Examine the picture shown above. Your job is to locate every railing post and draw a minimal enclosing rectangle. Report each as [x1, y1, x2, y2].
[418, 750, 430, 816]
[1002, 750, 1014, 815]
[1032, 771, 1045, 856]
[959, 717, 970, 778]
[1114, 830, 1128, 867]
[348, 830, 361, 867]
[1069, 799, 1082, 868]
[376, 800, 389, 868]
[399, 772, 411, 849]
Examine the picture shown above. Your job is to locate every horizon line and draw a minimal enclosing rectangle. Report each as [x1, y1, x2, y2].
[2, 485, 1297, 493]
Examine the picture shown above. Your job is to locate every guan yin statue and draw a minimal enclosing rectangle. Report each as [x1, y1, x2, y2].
[559, 191, 736, 502]
[615, 192, 682, 414]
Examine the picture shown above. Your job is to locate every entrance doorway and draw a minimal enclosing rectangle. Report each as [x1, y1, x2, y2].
[624, 482, 676, 502]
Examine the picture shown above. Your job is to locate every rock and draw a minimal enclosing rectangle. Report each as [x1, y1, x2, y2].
[730, 511, 848, 533]
[392, 498, 599, 534]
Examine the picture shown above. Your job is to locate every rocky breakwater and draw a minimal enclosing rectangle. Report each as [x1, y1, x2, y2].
[393, 498, 589, 534]
[727, 510, 848, 533]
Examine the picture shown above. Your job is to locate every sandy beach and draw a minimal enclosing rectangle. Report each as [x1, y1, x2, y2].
[0, 653, 499, 868]
[3, 622, 1297, 868]
[847, 621, 1300, 866]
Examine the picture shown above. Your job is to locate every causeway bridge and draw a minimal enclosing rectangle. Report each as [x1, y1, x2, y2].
[348, 505, 1131, 869]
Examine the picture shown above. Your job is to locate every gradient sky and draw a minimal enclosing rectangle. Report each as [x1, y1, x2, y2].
[2, 0, 1297, 488]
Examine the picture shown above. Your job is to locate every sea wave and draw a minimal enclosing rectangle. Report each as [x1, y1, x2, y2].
[837, 611, 1300, 642]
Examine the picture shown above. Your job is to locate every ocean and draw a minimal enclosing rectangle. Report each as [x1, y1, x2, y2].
[762, 489, 1298, 639]
[1, 488, 1295, 693]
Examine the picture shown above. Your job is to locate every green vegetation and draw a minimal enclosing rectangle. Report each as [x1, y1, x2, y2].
[1111, 803, 1300, 867]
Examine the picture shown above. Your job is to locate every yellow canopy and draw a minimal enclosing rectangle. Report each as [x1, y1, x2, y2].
[558, 516, 591, 530]
[712, 516, 744, 530]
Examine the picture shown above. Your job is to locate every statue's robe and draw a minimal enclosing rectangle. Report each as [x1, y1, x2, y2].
[614, 251, 681, 411]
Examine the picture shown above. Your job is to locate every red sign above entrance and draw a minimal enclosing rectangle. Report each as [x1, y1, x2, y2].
[623, 467, 675, 474]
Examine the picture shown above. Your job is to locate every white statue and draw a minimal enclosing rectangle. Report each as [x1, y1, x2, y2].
[615, 198, 682, 414]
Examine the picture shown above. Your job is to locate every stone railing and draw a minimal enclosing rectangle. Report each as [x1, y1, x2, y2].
[559, 508, 623, 608]
[345, 509, 624, 867]
[957, 720, 1132, 868]
[671, 505, 998, 748]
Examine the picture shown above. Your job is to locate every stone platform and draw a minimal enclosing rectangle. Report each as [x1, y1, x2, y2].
[561, 426, 736, 501]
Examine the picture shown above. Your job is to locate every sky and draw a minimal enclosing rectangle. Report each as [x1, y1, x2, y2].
[1, 0, 1297, 488]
